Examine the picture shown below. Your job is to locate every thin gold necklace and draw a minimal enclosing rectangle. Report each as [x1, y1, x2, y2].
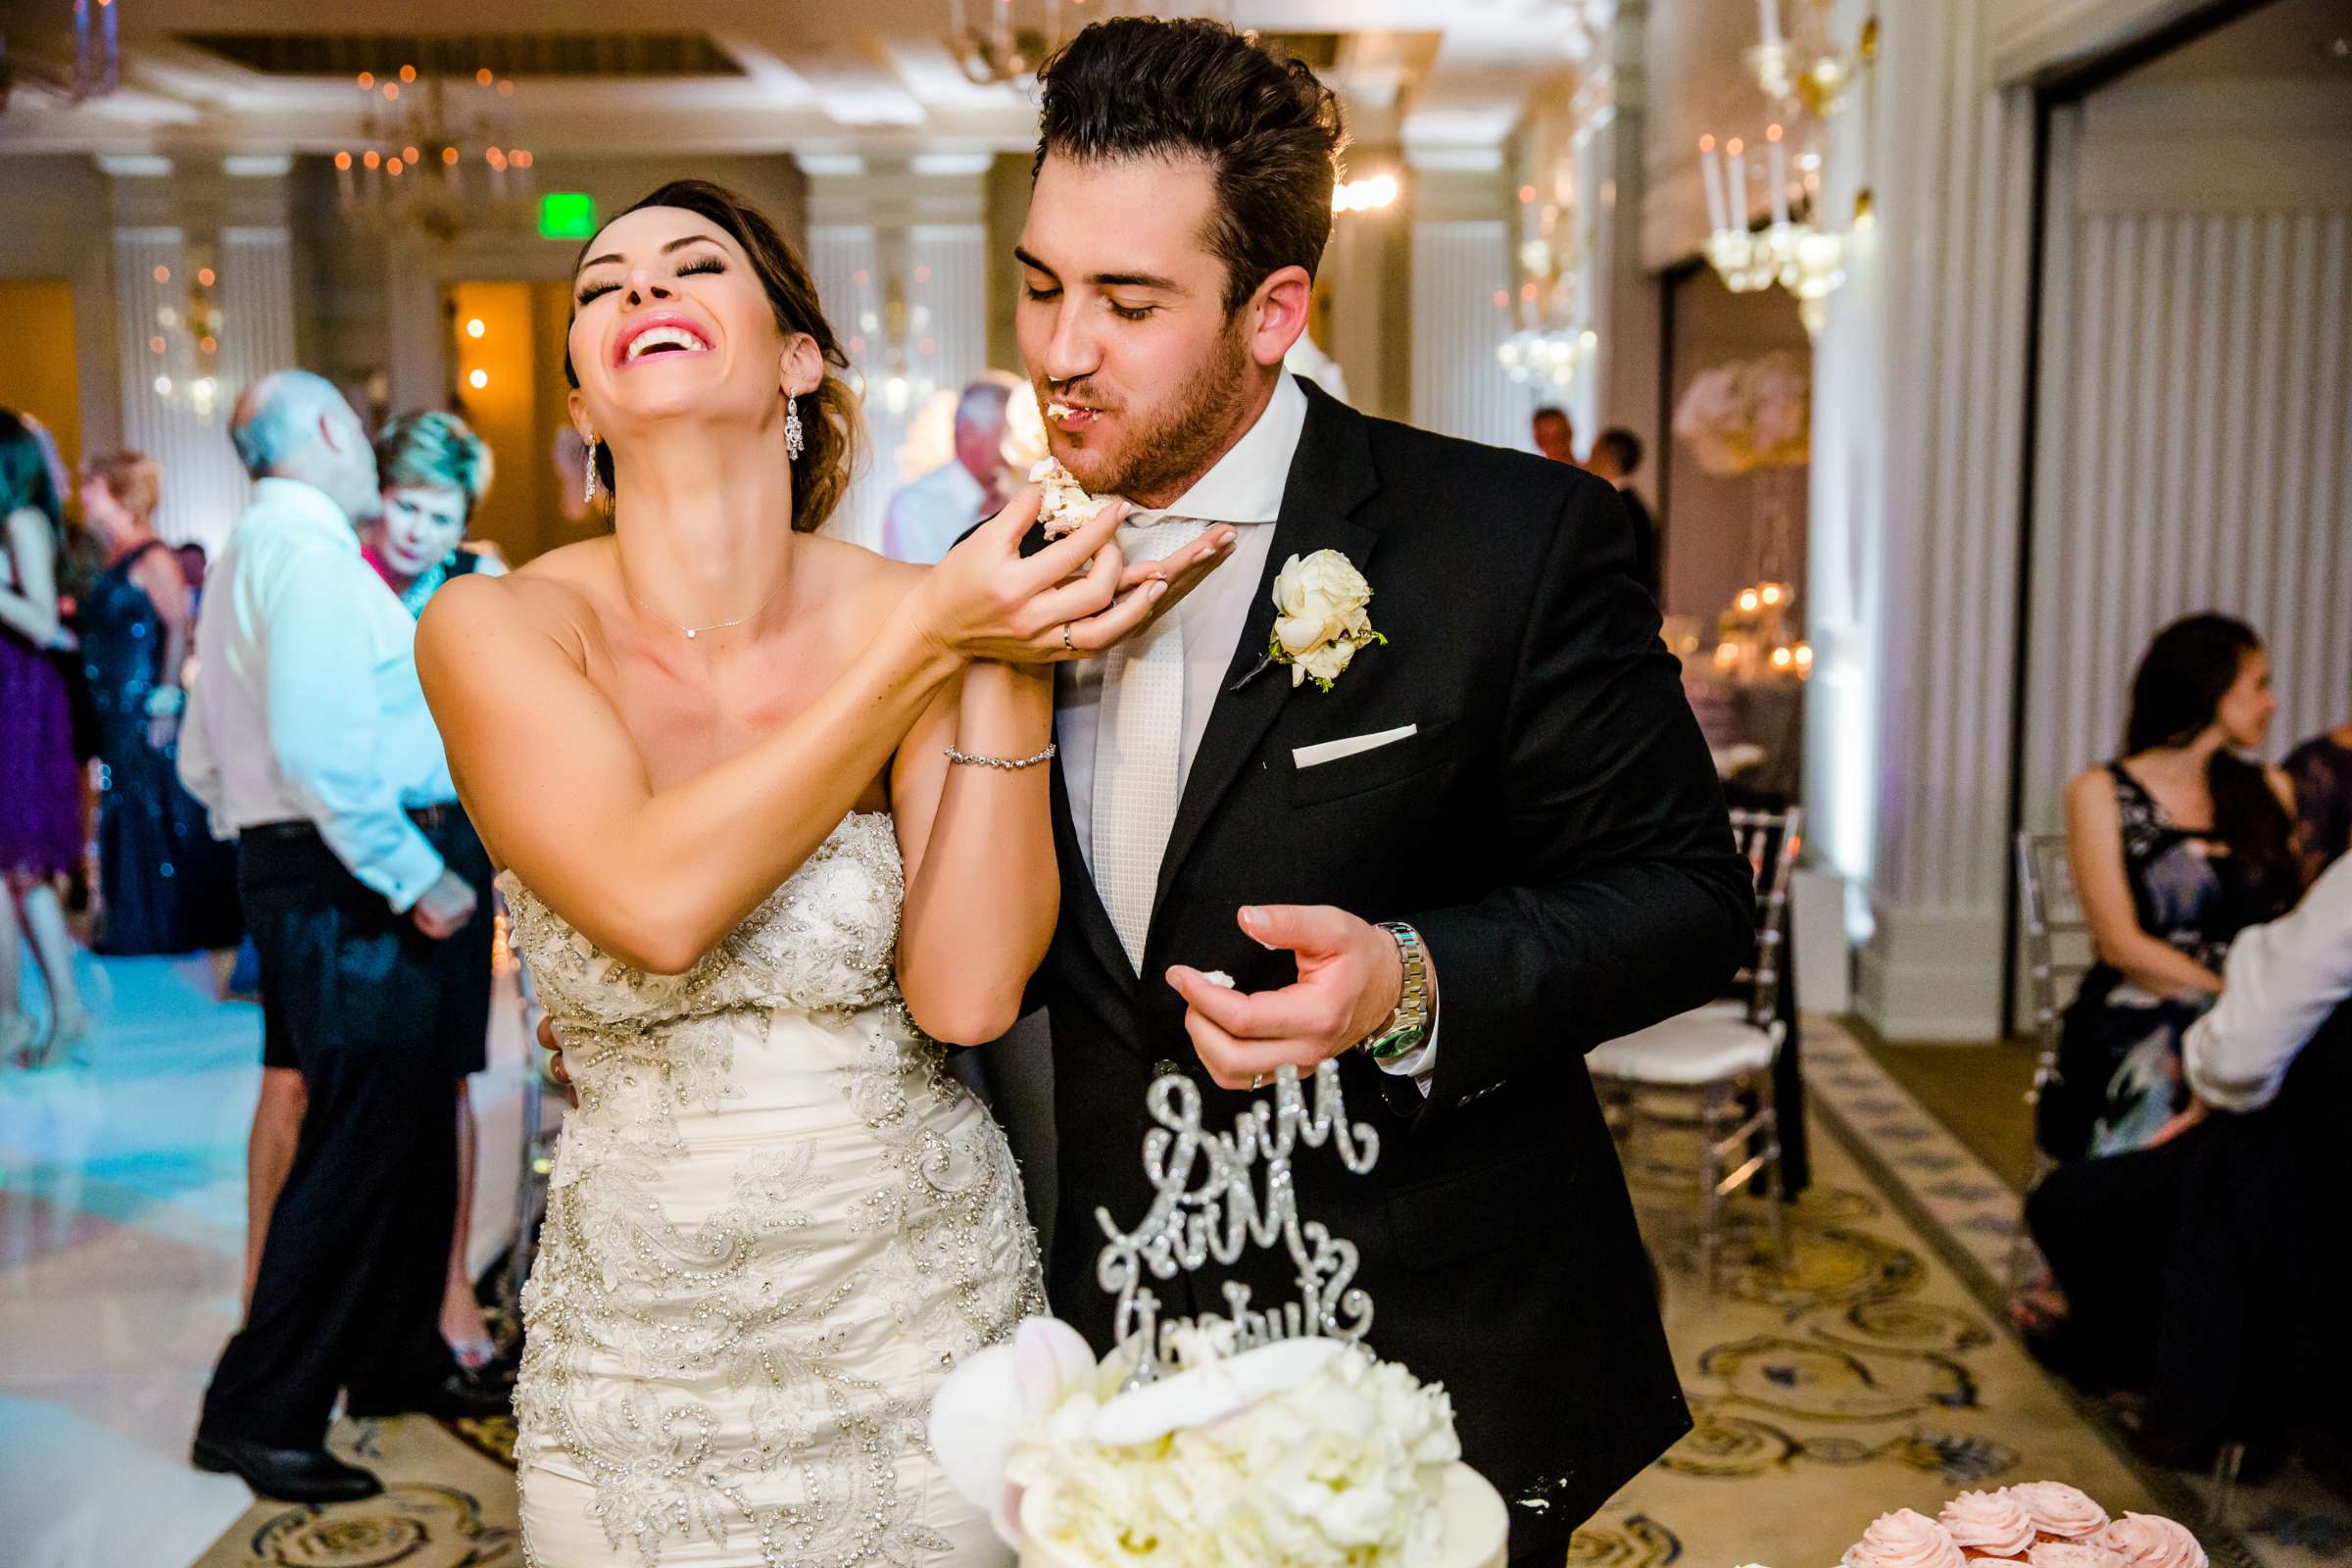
[623, 577, 788, 641]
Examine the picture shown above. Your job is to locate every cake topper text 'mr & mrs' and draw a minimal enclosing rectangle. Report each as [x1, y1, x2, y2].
[1093, 1060, 1382, 1385]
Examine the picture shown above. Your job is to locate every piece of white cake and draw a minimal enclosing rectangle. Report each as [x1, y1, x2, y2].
[1029, 456, 1104, 539]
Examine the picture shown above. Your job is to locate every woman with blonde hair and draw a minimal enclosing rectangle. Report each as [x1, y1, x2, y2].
[74, 449, 241, 956]
[363, 410, 506, 613]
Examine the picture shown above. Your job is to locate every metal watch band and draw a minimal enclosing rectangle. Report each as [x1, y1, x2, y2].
[1362, 921, 1432, 1061]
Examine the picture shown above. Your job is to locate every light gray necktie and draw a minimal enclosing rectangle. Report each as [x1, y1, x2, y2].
[1092, 514, 1212, 970]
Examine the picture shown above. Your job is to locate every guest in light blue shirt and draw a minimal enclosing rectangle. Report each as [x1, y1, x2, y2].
[880, 375, 1015, 564]
[183, 370, 508, 1505]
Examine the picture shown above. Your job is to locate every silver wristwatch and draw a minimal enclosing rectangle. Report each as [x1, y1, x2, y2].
[1359, 921, 1432, 1061]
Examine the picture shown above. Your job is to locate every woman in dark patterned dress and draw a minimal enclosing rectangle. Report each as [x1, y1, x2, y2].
[73, 451, 241, 956]
[2041, 615, 2302, 1162]
[0, 412, 95, 1067]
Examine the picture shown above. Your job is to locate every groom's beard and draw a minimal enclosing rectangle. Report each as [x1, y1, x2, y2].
[1054, 321, 1256, 507]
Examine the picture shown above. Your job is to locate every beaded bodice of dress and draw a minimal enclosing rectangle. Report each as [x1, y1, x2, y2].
[502, 809, 906, 1037]
[501, 810, 1045, 1568]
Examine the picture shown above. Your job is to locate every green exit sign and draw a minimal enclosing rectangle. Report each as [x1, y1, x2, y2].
[538, 193, 598, 240]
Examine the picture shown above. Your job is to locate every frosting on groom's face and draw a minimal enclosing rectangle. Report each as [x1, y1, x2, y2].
[1016, 153, 1298, 512]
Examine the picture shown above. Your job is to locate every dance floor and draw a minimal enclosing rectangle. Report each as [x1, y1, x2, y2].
[0, 945, 531, 1568]
[8, 955, 2347, 1567]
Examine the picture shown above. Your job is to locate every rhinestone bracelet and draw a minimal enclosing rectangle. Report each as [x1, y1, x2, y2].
[944, 742, 1058, 771]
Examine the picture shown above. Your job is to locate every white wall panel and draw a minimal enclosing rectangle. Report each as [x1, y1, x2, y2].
[115, 226, 295, 553]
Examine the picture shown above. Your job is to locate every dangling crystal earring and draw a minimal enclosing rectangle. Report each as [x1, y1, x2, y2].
[784, 395, 805, 463]
[582, 433, 600, 506]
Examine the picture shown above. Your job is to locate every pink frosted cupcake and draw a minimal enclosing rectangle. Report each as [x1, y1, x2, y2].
[2094, 1514, 2207, 1568]
[1845, 1509, 1968, 1568]
[1940, 1490, 2037, 1559]
[2026, 1544, 2124, 1568]
[2004, 1482, 2111, 1541]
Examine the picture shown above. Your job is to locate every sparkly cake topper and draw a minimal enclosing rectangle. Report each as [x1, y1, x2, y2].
[1093, 1060, 1381, 1384]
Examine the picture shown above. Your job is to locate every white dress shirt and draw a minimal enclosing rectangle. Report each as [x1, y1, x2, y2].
[2185, 853, 2352, 1112]
[1054, 373, 1435, 1083]
[178, 477, 456, 912]
[882, 460, 989, 565]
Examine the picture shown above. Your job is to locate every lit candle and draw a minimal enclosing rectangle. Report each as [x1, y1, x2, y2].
[1725, 138, 1748, 229]
[1758, 0, 1784, 48]
[1699, 136, 1730, 233]
[1767, 125, 1790, 226]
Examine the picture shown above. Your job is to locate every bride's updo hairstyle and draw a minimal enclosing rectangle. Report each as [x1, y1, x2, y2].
[565, 179, 863, 534]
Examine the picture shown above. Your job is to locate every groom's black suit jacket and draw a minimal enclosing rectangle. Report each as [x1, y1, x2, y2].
[1028, 378, 1753, 1548]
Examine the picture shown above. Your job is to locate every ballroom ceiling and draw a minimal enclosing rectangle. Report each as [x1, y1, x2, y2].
[0, 1, 1615, 161]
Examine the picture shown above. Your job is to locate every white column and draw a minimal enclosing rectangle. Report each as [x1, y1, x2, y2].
[1409, 219, 1521, 448]
[1407, 152, 1520, 449]
[1595, 0, 1665, 474]
[1806, 0, 2036, 1040]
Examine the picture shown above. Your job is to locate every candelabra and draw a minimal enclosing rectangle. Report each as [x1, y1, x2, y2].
[1698, 3, 1877, 335]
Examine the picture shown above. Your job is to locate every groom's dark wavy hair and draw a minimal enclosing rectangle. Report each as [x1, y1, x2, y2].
[1034, 19, 1347, 317]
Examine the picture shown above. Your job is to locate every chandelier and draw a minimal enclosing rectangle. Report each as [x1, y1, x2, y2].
[333, 64, 535, 242]
[1697, 2, 1877, 335]
[943, 0, 1218, 86]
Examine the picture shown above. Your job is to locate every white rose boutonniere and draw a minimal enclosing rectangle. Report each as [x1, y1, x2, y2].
[1268, 550, 1385, 692]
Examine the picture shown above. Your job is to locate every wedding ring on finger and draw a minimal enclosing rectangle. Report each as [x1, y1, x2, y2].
[1250, 1072, 1265, 1091]
[1061, 623, 1077, 655]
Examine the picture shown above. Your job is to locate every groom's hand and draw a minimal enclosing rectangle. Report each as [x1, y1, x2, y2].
[535, 1013, 578, 1108]
[1165, 906, 1404, 1091]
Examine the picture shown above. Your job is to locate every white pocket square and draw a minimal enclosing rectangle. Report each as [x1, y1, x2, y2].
[1293, 724, 1418, 770]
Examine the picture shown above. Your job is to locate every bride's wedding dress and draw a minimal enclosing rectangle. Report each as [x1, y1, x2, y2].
[503, 810, 1044, 1567]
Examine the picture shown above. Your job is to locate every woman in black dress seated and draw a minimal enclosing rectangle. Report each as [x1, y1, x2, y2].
[73, 451, 239, 956]
[2039, 614, 2302, 1163]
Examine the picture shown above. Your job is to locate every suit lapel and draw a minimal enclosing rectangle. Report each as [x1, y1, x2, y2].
[1151, 382, 1381, 920]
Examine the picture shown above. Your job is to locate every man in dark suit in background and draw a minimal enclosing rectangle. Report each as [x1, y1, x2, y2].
[1531, 404, 1577, 466]
[1010, 21, 1753, 1557]
[1586, 425, 1662, 607]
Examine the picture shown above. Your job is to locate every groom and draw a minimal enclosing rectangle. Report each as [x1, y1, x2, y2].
[1009, 19, 1755, 1557]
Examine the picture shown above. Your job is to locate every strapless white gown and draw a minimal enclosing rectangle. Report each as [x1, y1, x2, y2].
[504, 812, 1044, 1567]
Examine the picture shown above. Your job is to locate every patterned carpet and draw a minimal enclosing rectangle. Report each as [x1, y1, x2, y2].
[189, 1415, 519, 1568]
[1573, 1054, 2171, 1568]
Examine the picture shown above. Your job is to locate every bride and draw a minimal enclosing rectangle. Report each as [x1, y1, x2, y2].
[417, 181, 1226, 1567]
